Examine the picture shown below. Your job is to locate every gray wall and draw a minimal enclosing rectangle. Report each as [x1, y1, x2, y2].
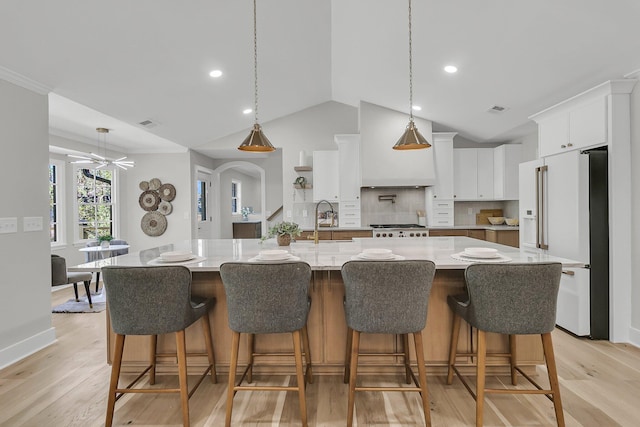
[0, 80, 53, 369]
[631, 83, 640, 340]
[218, 169, 260, 238]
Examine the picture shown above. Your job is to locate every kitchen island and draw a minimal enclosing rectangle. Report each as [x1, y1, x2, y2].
[70, 237, 582, 375]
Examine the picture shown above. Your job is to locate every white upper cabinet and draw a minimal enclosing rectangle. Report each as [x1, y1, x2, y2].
[312, 151, 339, 202]
[453, 148, 494, 200]
[430, 132, 455, 199]
[493, 144, 522, 200]
[335, 134, 361, 202]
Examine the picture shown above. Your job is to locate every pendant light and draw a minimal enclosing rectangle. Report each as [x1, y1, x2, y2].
[238, 0, 275, 152]
[393, 0, 431, 150]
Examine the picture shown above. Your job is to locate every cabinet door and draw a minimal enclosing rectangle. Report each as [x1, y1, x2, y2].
[570, 97, 607, 150]
[453, 149, 477, 200]
[313, 151, 339, 202]
[494, 144, 521, 200]
[431, 134, 454, 199]
[538, 113, 569, 158]
[476, 149, 494, 199]
[336, 136, 361, 201]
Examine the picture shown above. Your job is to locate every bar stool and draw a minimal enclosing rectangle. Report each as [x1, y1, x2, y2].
[341, 260, 436, 427]
[219, 261, 313, 427]
[101, 266, 216, 427]
[446, 262, 565, 427]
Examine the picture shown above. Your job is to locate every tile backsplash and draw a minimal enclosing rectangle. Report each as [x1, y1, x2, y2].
[453, 200, 519, 225]
[361, 187, 426, 226]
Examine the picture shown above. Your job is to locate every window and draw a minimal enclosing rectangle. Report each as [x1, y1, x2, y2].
[196, 179, 207, 221]
[231, 180, 241, 214]
[49, 159, 65, 245]
[75, 166, 115, 241]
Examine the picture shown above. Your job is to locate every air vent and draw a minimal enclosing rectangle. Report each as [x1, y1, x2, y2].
[487, 105, 507, 113]
[138, 119, 157, 128]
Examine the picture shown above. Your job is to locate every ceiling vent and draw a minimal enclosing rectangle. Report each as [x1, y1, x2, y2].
[487, 105, 507, 113]
[138, 119, 158, 128]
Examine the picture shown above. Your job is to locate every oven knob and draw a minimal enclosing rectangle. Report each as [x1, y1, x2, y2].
[422, 232, 427, 237]
[382, 233, 387, 237]
[389, 233, 393, 237]
[375, 233, 380, 237]
[410, 232, 414, 237]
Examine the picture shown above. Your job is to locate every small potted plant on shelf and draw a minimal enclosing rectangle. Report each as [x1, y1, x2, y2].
[98, 234, 113, 249]
[266, 221, 302, 246]
[294, 176, 307, 189]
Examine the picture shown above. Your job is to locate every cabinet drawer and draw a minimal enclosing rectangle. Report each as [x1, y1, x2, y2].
[340, 201, 360, 210]
[432, 200, 454, 209]
[340, 218, 362, 227]
[340, 209, 361, 219]
[430, 218, 454, 227]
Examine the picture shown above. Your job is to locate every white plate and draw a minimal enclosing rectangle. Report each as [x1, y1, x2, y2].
[357, 252, 397, 260]
[249, 255, 301, 262]
[258, 249, 290, 260]
[451, 253, 512, 263]
[160, 251, 195, 262]
[351, 254, 405, 261]
[463, 247, 499, 258]
[461, 251, 501, 259]
[362, 248, 393, 255]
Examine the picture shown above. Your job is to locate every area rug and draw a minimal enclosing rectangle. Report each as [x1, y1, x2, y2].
[52, 292, 106, 313]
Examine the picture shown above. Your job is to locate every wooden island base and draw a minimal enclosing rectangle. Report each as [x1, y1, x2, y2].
[107, 270, 543, 376]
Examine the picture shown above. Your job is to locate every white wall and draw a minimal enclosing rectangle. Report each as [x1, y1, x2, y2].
[630, 83, 640, 345]
[0, 80, 54, 369]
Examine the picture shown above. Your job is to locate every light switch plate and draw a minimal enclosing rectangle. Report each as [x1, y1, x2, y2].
[0, 217, 18, 234]
[23, 216, 43, 232]
[302, 210, 308, 217]
[286, 210, 292, 218]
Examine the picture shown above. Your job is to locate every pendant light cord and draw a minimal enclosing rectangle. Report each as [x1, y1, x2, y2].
[408, 0, 414, 122]
[253, 0, 259, 125]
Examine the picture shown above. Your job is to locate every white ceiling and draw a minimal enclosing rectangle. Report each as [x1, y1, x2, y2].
[1, 0, 640, 156]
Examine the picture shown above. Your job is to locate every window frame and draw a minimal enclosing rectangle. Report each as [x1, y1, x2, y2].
[231, 180, 241, 215]
[49, 158, 66, 247]
[72, 164, 119, 244]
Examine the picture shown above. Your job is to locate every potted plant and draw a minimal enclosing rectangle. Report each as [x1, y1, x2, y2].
[266, 221, 301, 246]
[294, 176, 307, 189]
[98, 234, 113, 248]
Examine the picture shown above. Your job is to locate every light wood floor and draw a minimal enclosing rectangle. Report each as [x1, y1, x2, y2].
[1, 286, 639, 426]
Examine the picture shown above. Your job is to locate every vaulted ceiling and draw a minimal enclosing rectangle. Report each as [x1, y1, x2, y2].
[1, 0, 639, 155]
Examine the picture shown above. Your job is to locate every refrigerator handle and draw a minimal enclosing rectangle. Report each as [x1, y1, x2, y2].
[535, 165, 549, 250]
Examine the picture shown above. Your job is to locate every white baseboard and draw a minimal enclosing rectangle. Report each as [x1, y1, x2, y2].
[629, 326, 640, 348]
[0, 327, 57, 370]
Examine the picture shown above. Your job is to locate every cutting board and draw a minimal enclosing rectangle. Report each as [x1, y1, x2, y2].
[476, 209, 503, 225]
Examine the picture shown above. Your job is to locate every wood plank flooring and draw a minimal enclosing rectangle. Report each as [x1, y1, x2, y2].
[0, 285, 639, 426]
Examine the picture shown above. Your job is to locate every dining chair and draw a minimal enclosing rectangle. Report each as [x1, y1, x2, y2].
[341, 260, 436, 427]
[51, 254, 94, 308]
[102, 266, 216, 427]
[219, 261, 313, 427]
[446, 262, 565, 427]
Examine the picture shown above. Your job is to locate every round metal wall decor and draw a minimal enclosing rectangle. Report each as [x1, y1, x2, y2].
[139, 180, 149, 191]
[158, 183, 176, 201]
[139, 190, 160, 211]
[141, 211, 167, 236]
[158, 200, 173, 215]
[149, 178, 162, 190]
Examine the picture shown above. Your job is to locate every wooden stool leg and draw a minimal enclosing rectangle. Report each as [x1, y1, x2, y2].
[542, 333, 565, 427]
[149, 335, 157, 385]
[292, 330, 308, 427]
[344, 327, 353, 384]
[447, 314, 462, 385]
[347, 330, 360, 427]
[201, 313, 217, 383]
[509, 334, 518, 385]
[225, 331, 241, 427]
[302, 325, 313, 384]
[83, 281, 93, 308]
[105, 334, 125, 427]
[476, 330, 487, 427]
[403, 334, 411, 384]
[247, 333, 255, 383]
[413, 331, 432, 427]
[176, 330, 190, 427]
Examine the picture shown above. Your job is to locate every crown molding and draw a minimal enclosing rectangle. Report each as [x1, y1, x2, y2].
[0, 66, 51, 95]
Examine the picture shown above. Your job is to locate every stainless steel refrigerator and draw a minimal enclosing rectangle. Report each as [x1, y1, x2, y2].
[519, 148, 609, 339]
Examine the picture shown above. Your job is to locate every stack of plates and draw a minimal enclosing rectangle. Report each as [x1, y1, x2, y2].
[159, 250, 196, 262]
[352, 248, 405, 261]
[460, 247, 499, 259]
[250, 250, 300, 262]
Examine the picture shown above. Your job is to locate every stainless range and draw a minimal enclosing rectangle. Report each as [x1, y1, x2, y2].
[370, 224, 429, 238]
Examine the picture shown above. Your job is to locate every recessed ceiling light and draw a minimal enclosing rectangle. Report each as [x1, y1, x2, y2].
[209, 70, 223, 78]
[444, 65, 458, 74]
[243, 108, 252, 115]
[412, 105, 422, 111]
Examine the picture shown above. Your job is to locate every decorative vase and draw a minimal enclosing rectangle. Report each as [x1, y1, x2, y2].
[242, 214, 249, 221]
[277, 234, 291, 246]
[100, 240, 110, 249]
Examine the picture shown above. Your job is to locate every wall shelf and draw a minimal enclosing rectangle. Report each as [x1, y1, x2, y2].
[293, 184, 313, 189]
[294, 166, 312, 172]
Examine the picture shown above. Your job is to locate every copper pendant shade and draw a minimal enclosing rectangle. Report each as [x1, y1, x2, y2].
[393, 0, 431, 151]
[238, 123, 275, 152]
[393, 120, 431, 150]
[238, 0, 275, 152]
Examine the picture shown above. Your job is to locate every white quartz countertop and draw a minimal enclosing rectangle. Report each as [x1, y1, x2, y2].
[68, 237, 582, 272]
[428, 225, 520, 231]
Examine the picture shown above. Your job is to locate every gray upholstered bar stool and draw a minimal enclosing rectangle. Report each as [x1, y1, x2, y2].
[219, 262, 313, 427]
[341, 260, 436, 427]
[446, 262, 565, 427]
[102, 266, 216, 427]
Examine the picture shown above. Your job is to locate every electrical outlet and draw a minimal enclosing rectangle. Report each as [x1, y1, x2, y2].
[0, 217, 18, 234]
[467, 208, 473, 215]
[302, 210, 308, 217]
[23, 216, 43, 232]
[286, 210, 292, 218]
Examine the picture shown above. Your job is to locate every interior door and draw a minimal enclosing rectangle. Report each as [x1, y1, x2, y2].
[196, 169, 213, 239]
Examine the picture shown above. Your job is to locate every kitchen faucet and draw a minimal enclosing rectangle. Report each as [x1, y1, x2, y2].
[308, 199, 335, 244]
